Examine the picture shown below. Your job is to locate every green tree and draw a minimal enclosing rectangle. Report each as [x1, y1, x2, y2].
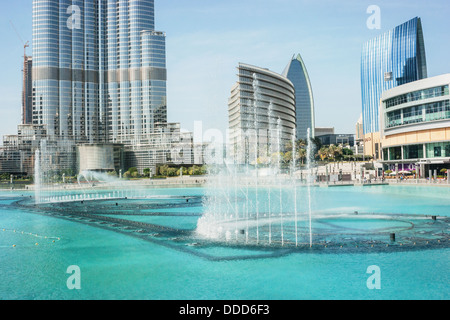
[159, 165, 169, 176]
[167, 168, 178, 177]
[177, 167, 189, 176]
[190, 165, 205, 176]
[270, 152, 284, 165]
[325, 145, 343, 162]
[107, 170, 117, 177]
[342, 148, 354, 156]
[283, 151, 293, 164]
[128, 167, 138, 175]
[317, 146, 328, 161]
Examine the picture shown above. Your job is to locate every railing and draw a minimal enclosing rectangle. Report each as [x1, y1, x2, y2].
[386, 178, 449, 185]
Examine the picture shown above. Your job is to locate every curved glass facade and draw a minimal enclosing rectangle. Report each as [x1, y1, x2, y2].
[282, 54, 315, 140]
[361, 17, 427, 135]
[32, 0, 166, 145]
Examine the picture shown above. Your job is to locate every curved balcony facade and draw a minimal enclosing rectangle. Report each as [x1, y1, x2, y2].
[228, 63, 296, 164]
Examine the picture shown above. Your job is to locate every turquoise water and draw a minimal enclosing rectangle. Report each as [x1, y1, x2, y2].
[0, 185, 449, 300]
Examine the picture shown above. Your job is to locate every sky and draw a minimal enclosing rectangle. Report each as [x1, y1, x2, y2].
[0, 0, 449, 143]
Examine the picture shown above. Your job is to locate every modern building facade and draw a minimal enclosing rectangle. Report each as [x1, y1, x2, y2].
[22, 56, 33, 125]
[316, 134, 355, 147]
[228, 63, 296, 164]
[355, 114, 364, 142]
[380, 74, 450, 177]
[19, 0, 201, 176]
[315, 127, 335, 137]
[32, 0, 166, 145]
[77, 143, 123, 173]
[123, 122, 198, 174]
[282, 54, 315, 140]
[361, 17, 427, 159]
[0, 124, 47, 175]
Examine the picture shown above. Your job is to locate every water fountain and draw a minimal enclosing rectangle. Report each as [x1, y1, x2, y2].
[34, 149, 41, 205]
[27, 74, 449, 254]
[197, 73, 315, 247]
[33, 142, 147, 204]
[305, 128, 314, 247]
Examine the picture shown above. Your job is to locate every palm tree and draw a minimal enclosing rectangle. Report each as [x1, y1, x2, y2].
[326, 145, 343, 162]
[298, 148, 306, 164]
[317, 146, 328, 161]
[296, 139, 306, 150]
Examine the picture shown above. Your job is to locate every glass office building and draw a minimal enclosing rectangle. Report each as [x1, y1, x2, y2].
[282, 54, 315, 140]
[32, 0, 166, 145]
[361, 17, 427, 135]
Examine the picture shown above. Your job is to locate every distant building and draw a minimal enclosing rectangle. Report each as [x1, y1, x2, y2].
[22, 56, 33, 125]
[282, 54, 315, 140]
[316, 134, 355, 147]
[361, 17, 427, 159]
[77, 144, 124, 174]
[315, 128, 355, 148]
[315, 127, 335, 137]
[123, 123, 197, 174]
[380, 74, 450, 177]
[355, 114, 364, 142]
[0, 124, 47, 175]
[228, 63, 296, 164]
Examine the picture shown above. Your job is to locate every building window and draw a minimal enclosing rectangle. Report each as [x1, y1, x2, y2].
[426, 142, 450, 158]
[383, 148, 389, 161]
[403, 144, 423, 159]
[434, 146, 442, 157]
[385, 85, 449, 109]
[389, 147, 402, 161]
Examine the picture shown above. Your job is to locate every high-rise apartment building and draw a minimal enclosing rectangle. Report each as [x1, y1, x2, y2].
[282, 54, 315, 140]
[361, 17, 427, 159]
[22, 56, 33, 125]
[228, 63, 296, 164]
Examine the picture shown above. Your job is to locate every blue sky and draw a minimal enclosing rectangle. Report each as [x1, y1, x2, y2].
[1, 0, 449, 142]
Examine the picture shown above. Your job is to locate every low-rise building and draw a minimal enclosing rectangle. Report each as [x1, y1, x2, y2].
[380, 73, 450, 177]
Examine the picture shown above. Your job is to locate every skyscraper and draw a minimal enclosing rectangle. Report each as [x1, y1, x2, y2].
[282, 53, 315, 140]
[361, 17, 427, 136]
[22, 56, 33, 124]
[32, 0, 167, 145]
[28, 0, 198, 175]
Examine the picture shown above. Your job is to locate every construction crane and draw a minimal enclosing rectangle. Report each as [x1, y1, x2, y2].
[9, 20, 29, 58]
